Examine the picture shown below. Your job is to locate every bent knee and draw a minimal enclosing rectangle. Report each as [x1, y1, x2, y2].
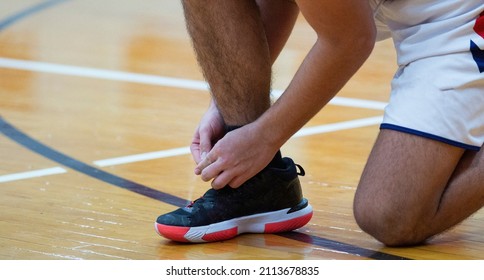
[353, 198, 429, 247]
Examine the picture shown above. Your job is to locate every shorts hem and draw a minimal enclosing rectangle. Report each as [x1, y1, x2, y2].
[380, 123, 481, 151]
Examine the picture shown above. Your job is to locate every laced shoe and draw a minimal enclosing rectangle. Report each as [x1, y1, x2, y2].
[154, 157, 313, 243]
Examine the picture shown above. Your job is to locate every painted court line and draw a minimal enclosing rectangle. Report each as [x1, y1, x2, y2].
[293, 116, 383, 138]
[0, 117, 188, 206]
[271, 89, 387, 110]
[0, 57, 209, 90]
[0, 0, 71, 31]
[93, 147, 191, 167]
[0, 167, 67, 183]
[0, 57, 388, 110]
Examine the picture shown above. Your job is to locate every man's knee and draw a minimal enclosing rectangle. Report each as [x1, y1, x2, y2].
[353, 192, 429, 247]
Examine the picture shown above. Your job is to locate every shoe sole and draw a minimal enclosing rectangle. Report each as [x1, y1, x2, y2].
[154, 199, 313, 243]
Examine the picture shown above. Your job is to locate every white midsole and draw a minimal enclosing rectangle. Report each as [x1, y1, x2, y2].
[183, 204, 313, 242]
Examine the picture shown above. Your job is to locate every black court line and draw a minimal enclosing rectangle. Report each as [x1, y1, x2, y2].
[0, 116, 189, 207]
[0, 116, 409, 260]
[0, 0, 71, 31]
[277, 232, 410, 260]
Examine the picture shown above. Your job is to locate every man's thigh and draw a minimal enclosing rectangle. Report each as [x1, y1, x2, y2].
[354, 129, 465, 226]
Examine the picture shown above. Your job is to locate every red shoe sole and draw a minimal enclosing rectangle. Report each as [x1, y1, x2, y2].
[155, 204, 313, 243]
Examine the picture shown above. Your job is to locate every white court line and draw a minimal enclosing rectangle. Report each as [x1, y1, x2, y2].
[0, 167, 67, 183]
[271, 89, 386, 110]
[0, 57, 387, 111]
[293, 116, 383, 138]
[0, 57, 209, 91]
[93, 147, 191, 167]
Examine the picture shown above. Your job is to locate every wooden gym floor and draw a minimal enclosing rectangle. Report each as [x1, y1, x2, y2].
[1, 0, 483, 260]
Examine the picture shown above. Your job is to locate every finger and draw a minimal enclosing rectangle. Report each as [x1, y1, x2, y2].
[194, 153, 214, 175]
[210, 171, 234, 190]
[199, 158, 222, 181]
[190, 129, 202, 164]
[198, 130, 213, 160]
[210, 177, 226, 190]
[190, 143, 202, 164]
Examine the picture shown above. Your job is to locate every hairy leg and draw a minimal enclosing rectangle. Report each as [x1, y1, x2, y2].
[182, 0, 271, 126]
[182, 0, 298, 126]
[354, 129, 484, 246]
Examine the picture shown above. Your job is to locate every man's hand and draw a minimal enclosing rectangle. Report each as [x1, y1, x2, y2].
[194, 122, 279, 189]
[190, 101, 225, 164]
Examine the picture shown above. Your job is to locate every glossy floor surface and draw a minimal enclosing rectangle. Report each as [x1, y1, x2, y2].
[1, 0, 483, 260]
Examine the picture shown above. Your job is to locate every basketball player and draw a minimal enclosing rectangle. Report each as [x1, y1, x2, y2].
[155, 0, 484, 246]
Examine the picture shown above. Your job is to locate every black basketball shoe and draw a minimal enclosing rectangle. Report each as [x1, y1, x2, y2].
[154, 157, 313, 243]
